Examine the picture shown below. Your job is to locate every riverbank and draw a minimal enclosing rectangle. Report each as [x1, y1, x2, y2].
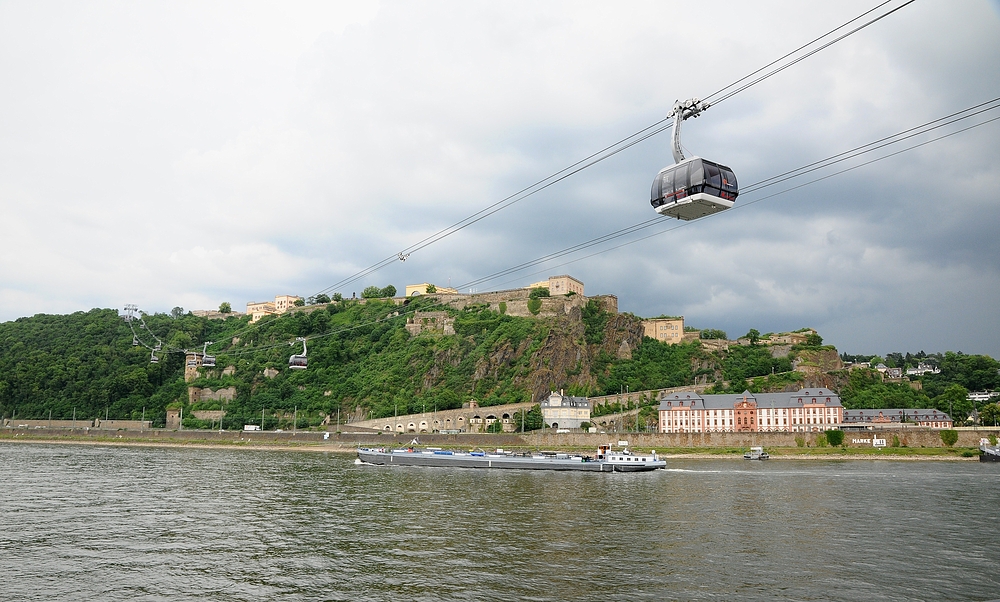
[0, 430, 984, 460]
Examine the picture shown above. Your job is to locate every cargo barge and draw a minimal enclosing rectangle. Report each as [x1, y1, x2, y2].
[357, 445, 665, 472]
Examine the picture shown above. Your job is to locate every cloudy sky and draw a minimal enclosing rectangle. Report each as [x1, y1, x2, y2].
[2, 0, 999, 357]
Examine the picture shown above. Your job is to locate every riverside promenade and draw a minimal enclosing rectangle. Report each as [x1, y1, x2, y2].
[2, 425, 995, 457]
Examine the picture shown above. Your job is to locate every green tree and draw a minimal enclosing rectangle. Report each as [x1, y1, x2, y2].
[700, 329, 727, 340]
[805, 333, 823, 346]
[425, 284, 437, 293]
[219, 302, 232, 314]
[170, 307, 185, 319]
[529, 287, 550, 299]
[511, 405, 543, 432]
[380, 285, 397, 298]
[980, 403, 1000, 427]
[937, 384, 970, 424]
[527, 298, 542, 315]
[361, 286, 382, 299]
[582, 299, 608, 344]
[743, 329, 761, 346]
[486, 420, 503, 433]
[293, 299, 305, 307]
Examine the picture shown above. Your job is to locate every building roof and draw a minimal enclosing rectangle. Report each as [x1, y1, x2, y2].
[841, 408, 952, 423]
[657, 389, 842, 411]
[541, 392, 589, 408]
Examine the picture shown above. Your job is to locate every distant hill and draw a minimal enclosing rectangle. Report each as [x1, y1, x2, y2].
[1, 297, 996, 428]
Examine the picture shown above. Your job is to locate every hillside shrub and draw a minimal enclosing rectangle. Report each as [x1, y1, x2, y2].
[825, 429, 844, 446]
[581, 299, 608, 344]
[527, 298, 542, 315]
[795, 436, 805, 447]
[940, 429, 959, 447]
[700, 329, 727, 340]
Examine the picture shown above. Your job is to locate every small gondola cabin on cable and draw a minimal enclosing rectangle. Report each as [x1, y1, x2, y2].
[650, 157, 738, 220]
[650, 98, 739, 220]
[288, 337, 308, 370]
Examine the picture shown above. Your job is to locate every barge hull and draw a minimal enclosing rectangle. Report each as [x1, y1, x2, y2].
[357, 450, 663, 472]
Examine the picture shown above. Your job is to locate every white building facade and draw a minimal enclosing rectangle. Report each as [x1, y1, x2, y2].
[658, 389, 844, 434]
[541, 391, 591, 429]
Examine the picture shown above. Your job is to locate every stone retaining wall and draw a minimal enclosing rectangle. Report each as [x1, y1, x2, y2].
[4, 427, 994, 450]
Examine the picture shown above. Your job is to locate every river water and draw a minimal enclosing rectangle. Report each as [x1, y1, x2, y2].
[1, 443, 998, 601]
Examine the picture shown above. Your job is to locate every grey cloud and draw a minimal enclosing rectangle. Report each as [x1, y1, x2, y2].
[1, 0, 997, 357]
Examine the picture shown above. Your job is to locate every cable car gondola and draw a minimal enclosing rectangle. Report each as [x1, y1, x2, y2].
[650, 98, 738, 220]
[201, 342, 216, 368]
[289, 337, 308, 370]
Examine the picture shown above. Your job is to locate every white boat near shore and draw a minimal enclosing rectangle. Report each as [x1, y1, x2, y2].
[744, 446, 769, 460]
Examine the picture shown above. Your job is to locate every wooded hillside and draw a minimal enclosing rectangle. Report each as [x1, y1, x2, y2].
[1, 297, 996, 428]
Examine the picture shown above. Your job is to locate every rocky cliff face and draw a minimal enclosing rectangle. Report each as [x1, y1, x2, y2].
[462, 306, 646, 403]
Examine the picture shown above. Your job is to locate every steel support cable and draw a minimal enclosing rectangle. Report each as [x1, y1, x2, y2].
[191, 0, 918, 351]
[312, 118, 673, 297]
[459, 217, 664, 290]
[708, 0, 918, 106]
[314, 120, 675, 298]
[218, 302, 436, 356]
[313, 1, 915, 298]
[736, 114, 1000, 209]
[742, 99, 1000, 194]
[743, 97, 1000, 191]
[701, 0, 899, 104]
[201, 110, 1000, 361]
[125, 312, 163, 352]
[482, 114, 1000, 290]
[399, 123, 674, 256]
[461, 104, 1000, 290]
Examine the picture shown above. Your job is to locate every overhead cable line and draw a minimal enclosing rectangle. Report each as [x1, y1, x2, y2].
[705, 0, 917, 106]
[185, 0, 918, 353]
[742, 96, 1000, 194]
[221, 303, 430, 356]
[488, 111, 1000, 291]
[701, 0, 899, 104]
[313, 119, 675, 296]
[461, 99, 1000, 290]
[185, 96, 998, 361]
[311, 0, 915, 298]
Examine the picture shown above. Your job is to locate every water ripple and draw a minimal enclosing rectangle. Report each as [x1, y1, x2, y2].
[1, 444, 998, 601]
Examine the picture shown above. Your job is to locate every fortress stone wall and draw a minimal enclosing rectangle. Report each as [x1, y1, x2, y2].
[348, 401, 536, 434]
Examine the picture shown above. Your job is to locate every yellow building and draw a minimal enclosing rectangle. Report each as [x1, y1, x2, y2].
[404, 283, 459, 297]
[526, 275, 584, 296]
[643, 317, 685, 344]
[274, 295, 302, 312]
[246, 295, 303, 323]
